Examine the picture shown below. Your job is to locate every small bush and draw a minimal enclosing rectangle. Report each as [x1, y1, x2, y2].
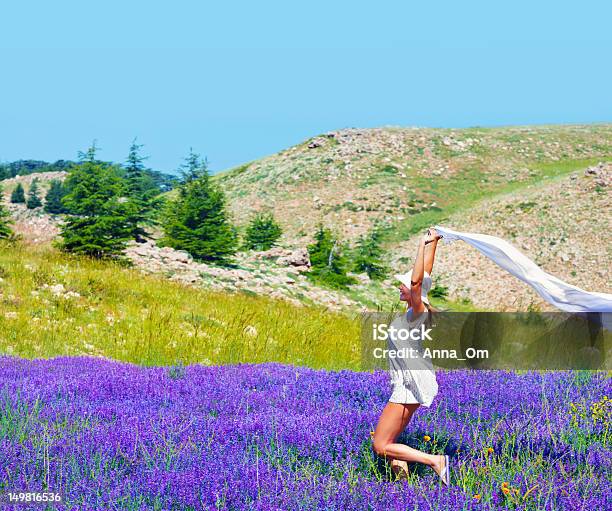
[430, 283, 449, 299]
[244, 212, 282, 251]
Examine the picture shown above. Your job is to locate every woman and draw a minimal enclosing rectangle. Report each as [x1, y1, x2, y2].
[371, 227, 450, 485]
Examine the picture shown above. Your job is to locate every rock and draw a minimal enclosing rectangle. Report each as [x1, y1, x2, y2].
[351, 273, 370, 285]
[308, 138, 326, 149]
[170, 272, 200, 284]
[167, 250, 192, 264]
[583, 162, 611, 188]
[277, 248, 310, 268]
[123, 238, 356, 312]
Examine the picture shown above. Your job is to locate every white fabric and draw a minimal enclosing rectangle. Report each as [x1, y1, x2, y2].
[434, 225, 612, 313]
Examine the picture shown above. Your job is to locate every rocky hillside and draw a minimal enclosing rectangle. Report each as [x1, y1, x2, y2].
[216, 125, 611, 244]
[216, 125, 611, 310]
[391, 162, 611, 310]
[1, 172, 66, 243]
[2, 126, 610, 311]
[125, 241, 355, 310]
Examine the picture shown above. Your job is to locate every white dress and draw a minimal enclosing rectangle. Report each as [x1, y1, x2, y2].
[387, 309, 439, 407]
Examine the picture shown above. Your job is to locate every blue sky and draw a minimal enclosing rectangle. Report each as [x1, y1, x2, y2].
[0, 1, 610, 173]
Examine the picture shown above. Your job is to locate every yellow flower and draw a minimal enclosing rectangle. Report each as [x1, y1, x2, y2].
[487, 447, 494, 454]
[502, 482, 509, 488]
[423, 435, 431, 442]
[370, 431, 375, 438]
[473, 494, 481, 501]
[502, 487, 511, 495]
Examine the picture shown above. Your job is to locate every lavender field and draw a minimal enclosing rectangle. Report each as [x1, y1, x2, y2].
[0, 356, 610, 510]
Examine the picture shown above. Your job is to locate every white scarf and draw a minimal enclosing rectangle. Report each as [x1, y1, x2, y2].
[434, 225, 612, 313]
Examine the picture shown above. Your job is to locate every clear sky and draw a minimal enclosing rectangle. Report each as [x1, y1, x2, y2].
[1, 1, 610, 173]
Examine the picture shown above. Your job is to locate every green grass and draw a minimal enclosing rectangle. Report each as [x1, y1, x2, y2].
[381, 157, 610, 243]
[0, 242, 361, 370]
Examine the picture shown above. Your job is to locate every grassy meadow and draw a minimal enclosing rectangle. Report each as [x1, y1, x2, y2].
[0, 241, 361, 370]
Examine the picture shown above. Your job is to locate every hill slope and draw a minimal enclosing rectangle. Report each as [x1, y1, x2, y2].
[217, 125, 611, 309]
[2, 126, 609, 312]
[216, 125, 611, 242]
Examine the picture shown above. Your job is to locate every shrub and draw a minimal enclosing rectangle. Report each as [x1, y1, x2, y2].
[352, 227, 389, 280]
[10, 183, 25, 204]
[307, 225, 355, 289]
[244, 212, 282, 251]
[26, 179, 42, 209]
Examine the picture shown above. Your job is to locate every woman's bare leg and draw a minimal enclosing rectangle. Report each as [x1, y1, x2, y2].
[372, 403, 446, 477]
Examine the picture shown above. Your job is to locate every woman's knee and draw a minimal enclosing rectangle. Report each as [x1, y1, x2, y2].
[372, 438, 390, 457]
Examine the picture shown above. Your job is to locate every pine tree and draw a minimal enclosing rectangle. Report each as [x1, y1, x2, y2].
[0, 186, 13, 239]
[123, 139, 162, 240]
[161, 149, 237, 264]
[44, 180, 67, 214]
[352, 227, 389, 280]
[26, 179, 43, 209]
[244, 212, 282, 251]
[10, 183, 25, 204]
[179, 148, 207, 184]
[307, 225, 355, 289]
[58, 143, 135, 259]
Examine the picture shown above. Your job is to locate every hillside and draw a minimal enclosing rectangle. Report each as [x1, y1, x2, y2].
[216, 125, 611, 309]
[216, 125, 611, 242]
[1, 172, 66, 243]
[2, 125, 610, 312]
[392, 162, 611, 310]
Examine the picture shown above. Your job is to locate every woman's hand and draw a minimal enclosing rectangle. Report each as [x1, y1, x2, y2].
[424, 227, 442, 245]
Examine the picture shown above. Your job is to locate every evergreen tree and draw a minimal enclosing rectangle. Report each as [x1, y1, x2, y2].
[244, 212, 282, 251]
[0, 186, 13, 239]
[307, 225, 356, 289]
[44, 180, 67, 214]
[179, 148, 208, 184]
[10, 183, 25, 203]
[352, 227, 389, 280]
[26, 179, 43, 209]
[123, 139, 162, 240]
[58, 143, 135, 259]
[161, 149, 237, 264]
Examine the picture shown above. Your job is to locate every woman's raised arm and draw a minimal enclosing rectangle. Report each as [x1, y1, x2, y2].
[423, 227, 442, 275]
[410, 235, 428, 313]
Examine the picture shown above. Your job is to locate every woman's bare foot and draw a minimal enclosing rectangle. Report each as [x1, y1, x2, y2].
[431, 454, 450, 486]
[391, 459, 409, 480]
